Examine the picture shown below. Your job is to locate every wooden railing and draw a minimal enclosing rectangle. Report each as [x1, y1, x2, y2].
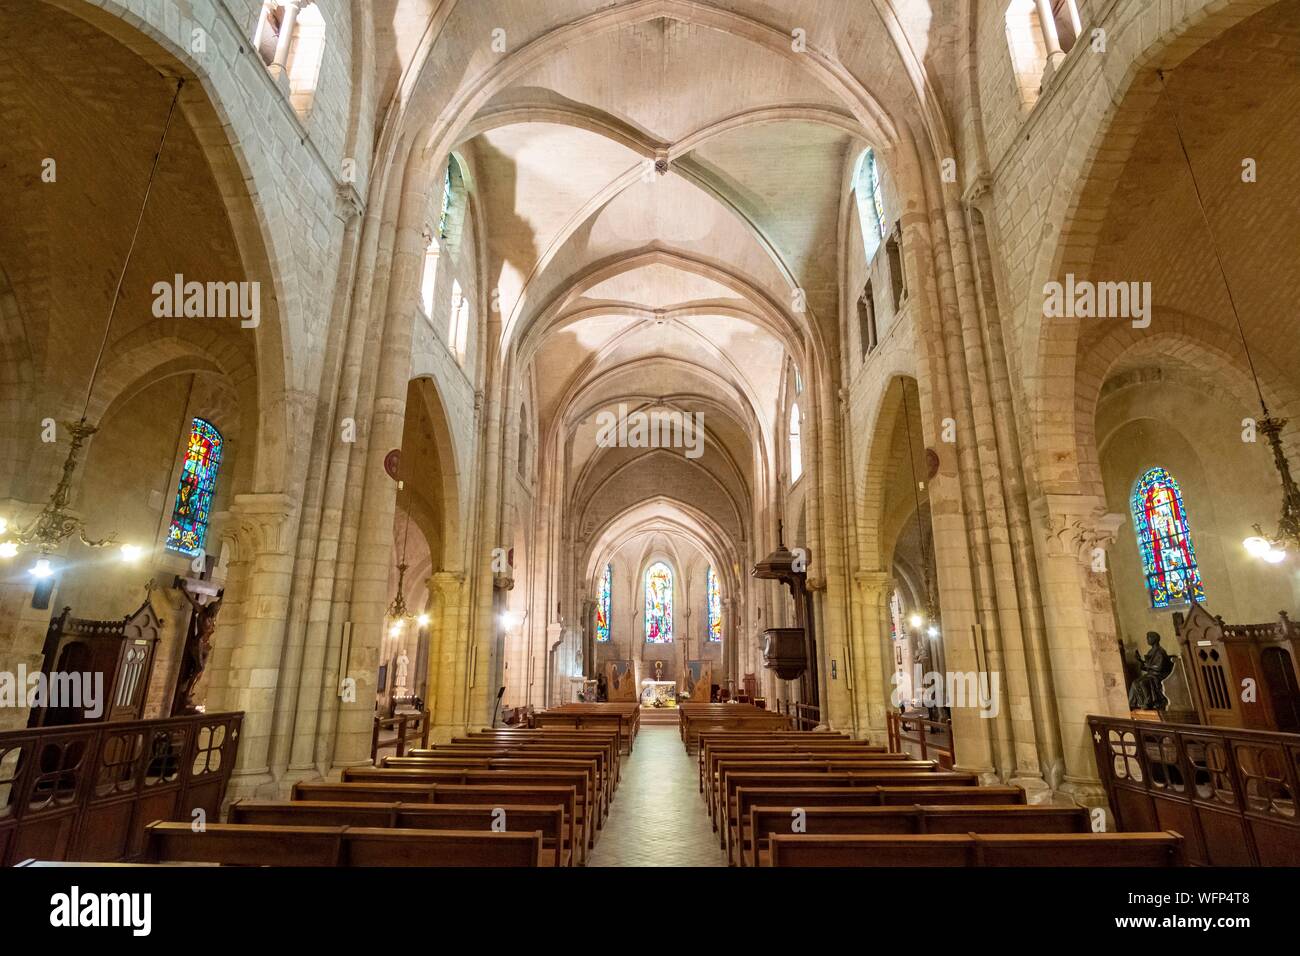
[0, 711, 243, 866]
[887, 711, 955, 769]
[371, 710, 430, 761]
[775, 700, 821, 730]
[1089, 714, 1300, 866]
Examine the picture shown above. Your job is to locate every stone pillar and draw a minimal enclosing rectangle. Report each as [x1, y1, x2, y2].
[0, 565, 57, 731]
[206, 492, 296, 798]
[1031, 494, 1129, 806]
[270, 1, 303, 74]
[427, 570, 467, 741]
[1035, 0, 1067, 74]
[852, 571, 893, 744]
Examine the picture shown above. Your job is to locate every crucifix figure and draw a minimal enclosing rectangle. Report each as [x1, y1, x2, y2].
[171, 569, 224, 715]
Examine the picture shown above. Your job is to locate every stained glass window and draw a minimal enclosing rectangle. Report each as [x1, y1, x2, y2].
[165, 418, 223, 558]
[644, 561, 673, 644]
[855, 149, 887, 260]
[439, 160, 454, 239]
[595, 563, 612, 643]
[706, 566, 722, 643]
[1131, 466, 1204, 609]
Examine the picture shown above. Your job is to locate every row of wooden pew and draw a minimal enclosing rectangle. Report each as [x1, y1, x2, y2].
[690, 729, 1185, 866]
[143, 728, 627, 867]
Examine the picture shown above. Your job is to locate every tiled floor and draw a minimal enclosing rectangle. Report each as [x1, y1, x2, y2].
[587, 726, 726, 867]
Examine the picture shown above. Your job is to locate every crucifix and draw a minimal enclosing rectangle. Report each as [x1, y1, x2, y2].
[170, 556, 224, 716]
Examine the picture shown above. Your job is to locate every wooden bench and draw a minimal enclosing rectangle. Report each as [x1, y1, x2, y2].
[144, 821, 543, 867]
[718, 770, 978, 849]
[427, 740, 618, 790]
[228, 800, 572, 866]
[705, 751, 912, 810]
[712, 761, 942, 829]
[743, 804, 1089, 866]
[382, 755, 606, 823]
[535, 706, 638, 753]
[680, 706, 793, 751]
[291, 781, 580, 864]
[457, 729, 622, 781]
[341, 767, 596, 862]
[730, 784, 1028, 866]
[698, 739, 884, 790]
[763, 831, 1185, 867]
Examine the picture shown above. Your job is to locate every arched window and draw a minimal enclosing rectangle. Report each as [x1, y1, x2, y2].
[253, 2, 327, 116]
[706, 566, 722, 643]
[1131, 467, 1205, 609]
[644, 561, 673, 643]
[789, 402, 803, 483]
[854, 149, 887, 261]
[165, 418, 223, 558]
[440, 157, 462, 241]
[595, 563, 612, 643]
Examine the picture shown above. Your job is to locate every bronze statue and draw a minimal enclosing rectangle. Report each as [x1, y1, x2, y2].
[1128, 631, 1174, 710]
[173, 585, 223, 714]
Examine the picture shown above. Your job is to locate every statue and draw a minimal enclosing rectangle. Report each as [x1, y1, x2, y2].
[1128, 631, 1174, 710]
[394, 649, 410, 695]
[173, 585, 223, 714]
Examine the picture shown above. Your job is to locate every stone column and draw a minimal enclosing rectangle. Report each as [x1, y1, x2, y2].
[852, 571, 893, 744]
[206, 492, 296, 799]
[270, 1, 304, 74]
[0, 548, 58, 731]
[1030, 494, 1129, 806]
[427, 570, 467, 741]
[1035, 0, 1067, 73]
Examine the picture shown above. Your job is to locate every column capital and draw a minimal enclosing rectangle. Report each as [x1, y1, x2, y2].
[335, 183, 364, 223]
[427, 570, 464, 597]
[216, 493, 296, 559]
[853, 569, 893, 599]
[1031, 493, 1125, 566]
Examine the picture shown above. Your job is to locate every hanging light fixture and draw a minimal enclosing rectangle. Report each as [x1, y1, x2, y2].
[0, 80, 185, 568]
[1157, 70, 1298, 564]
[386, 474, 419, 636]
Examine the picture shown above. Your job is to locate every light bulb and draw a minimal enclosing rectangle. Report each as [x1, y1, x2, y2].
[417, 613, 430, 627]
[927, 625, 940, 638]
[1263, 548, 1287, 564]
[30, 559, 53, 579]
[908, 613, 924, 629]
[1243, 536, 1272, 557]
[0, 541, 17, 558]
[120, 544, 143, 562]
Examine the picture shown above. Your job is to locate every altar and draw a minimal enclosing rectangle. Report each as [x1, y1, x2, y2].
[639, 679, 678, 708]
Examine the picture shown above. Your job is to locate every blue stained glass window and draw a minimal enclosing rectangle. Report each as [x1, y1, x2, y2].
[165, 418, 223, 558]
[595, 563, 612, 643]
[1131, 466, 1204, 609]
[644, 561, 673, 644]
[706, 566, 722, 643]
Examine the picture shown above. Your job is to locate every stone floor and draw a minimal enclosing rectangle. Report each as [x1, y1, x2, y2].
[586, 725, 726, 867]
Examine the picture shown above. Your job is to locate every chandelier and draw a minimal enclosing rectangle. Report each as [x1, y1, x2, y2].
[386, 478, 429, 638]
[0, 80, 185, 576]
[1158, 70, 1296, 564]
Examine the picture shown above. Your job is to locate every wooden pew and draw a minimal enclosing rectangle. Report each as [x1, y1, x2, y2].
[679, 705, 792, 751]
[704, 749, 911, 807]
[341, 767, 596, 862]
[291, 781, 580, 864]
[227, 800, 571, 866]
[382, 755, 606, 822]
[457, 729, 621, 781]
[144, 821, 544, 867]
[424, 740, 617, 792]
[712, 760, 941, 829]
[763, 831, 1185, 867]
[717, 770, 978, 849]
[743, 804, 1089, 866]
[698, 738, 882, 790]
[535, 705, 638, 754]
